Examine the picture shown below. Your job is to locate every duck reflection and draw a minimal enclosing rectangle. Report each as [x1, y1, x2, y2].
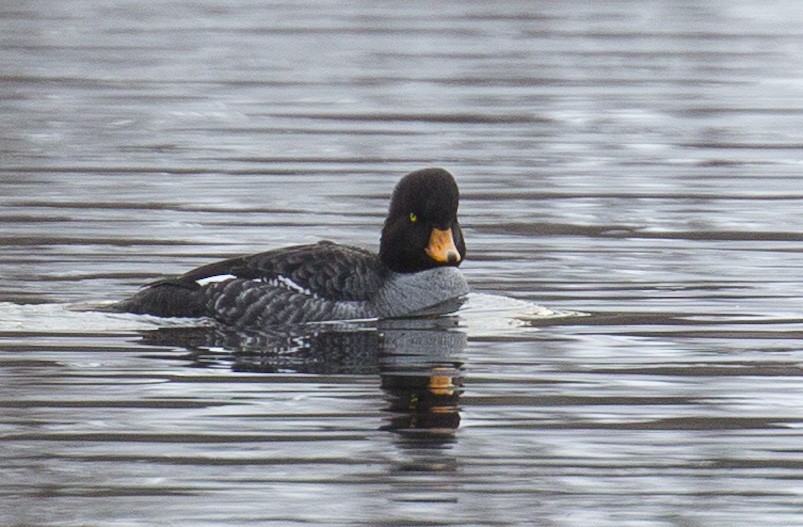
[378, 324, 464, 437]
[381, 365, 462, 435]
[137, 317, 466, 436]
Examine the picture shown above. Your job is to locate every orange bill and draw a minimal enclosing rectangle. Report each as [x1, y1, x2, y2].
[425, 227, 461, 264]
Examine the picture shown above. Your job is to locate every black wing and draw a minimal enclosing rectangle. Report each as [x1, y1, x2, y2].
[178, 241, 386, 301]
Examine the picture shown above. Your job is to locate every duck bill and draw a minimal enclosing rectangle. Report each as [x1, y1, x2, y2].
[425, 227, 462, 264]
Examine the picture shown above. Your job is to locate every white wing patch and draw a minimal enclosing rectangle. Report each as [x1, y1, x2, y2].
[195, 274, 236, 286]
[265, 275, 317, 297]
[196, 273, 318, 298]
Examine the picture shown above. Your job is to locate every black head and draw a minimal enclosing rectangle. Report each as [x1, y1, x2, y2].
[380, 168, 466, 273]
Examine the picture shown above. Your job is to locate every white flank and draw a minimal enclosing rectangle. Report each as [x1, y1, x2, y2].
[195, 274, 237, 286]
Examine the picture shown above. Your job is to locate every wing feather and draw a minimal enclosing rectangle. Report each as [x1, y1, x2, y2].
[178, 241, 385, 301]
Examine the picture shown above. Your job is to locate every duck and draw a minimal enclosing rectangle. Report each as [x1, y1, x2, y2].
[111, 168, 468, 327]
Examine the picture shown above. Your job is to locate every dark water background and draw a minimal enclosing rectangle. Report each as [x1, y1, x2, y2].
[1, 1, 802, 525]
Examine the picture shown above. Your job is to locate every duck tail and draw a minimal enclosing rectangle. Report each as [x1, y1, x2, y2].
[104, 279, 207, 318]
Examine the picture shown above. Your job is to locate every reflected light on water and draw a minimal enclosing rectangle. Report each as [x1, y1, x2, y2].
[1, 0, 802, 525]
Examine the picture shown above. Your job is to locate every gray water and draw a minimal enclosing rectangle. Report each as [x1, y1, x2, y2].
[2, 1, 802, 526]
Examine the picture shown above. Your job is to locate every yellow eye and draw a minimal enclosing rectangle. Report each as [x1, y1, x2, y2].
[409, 212, 417, 223]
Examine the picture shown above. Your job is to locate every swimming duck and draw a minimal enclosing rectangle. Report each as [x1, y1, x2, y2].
[112, 168, 468, 326]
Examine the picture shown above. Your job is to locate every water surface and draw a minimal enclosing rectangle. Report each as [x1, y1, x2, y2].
[1, 1, 802, 526]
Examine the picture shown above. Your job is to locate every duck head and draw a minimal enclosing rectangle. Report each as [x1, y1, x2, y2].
[380, 168, 466, 273]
